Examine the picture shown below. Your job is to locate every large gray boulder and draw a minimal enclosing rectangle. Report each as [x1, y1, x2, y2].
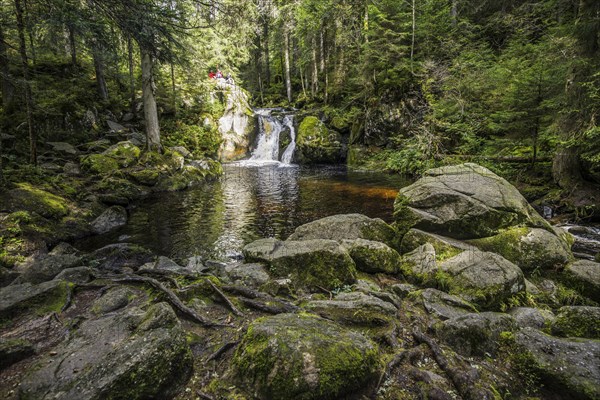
[551, 306, 600, 339]
[515, 327, 600, 400]
[305, 291, 398, 326]
[419, 288, 478, 321]
[439, 250, 525, 309]
[508, 307, 555, 330]
[394, 163, 551, 239]
[90, 205, 128, 234]
[232, 313, 379, 400]
[287, 214, 398, 249]
[564, 260, 600, 302]
[19, 302, 192, 400]
[341, 238, 401, 274]
[434, 312, 517, 357]
[86, 243, 154, 272]
[0, 280, 69, 319]
[14, 253, 82, 284]
[243, 238, 356, 291]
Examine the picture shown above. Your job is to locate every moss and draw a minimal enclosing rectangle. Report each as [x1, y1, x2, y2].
[296, 116, 343, 164]
[392, 194, 419, 239]
[81, 153, 120, 174]
[10, 183, 70, 219]
[552, 308, 600, 338]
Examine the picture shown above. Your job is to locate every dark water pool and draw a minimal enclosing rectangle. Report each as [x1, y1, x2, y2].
[76, 164, 410, 261]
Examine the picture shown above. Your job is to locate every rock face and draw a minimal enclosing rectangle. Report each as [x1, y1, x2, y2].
[341, 239, 401, 274]
[295, 116, 344, 164]
[468, 227, 572, 272]
[439, 250, 525, 309]
[233, 313, 379, 400]
[217, 82, 255, 161]
[90, 205, 128, 234]
[515, 327, 600, 400]
[435, 312, 516, 357]
[288, 214, 398, 249]
[243, 238, 356, 290]
[306, 291, 398, 326]
[19, 302, 192, 400]
[394, 163, 551, 239]
[564, 260, 600, 302]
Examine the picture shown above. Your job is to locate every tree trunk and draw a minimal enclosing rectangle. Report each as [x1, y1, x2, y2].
[319, 28, 325, 73]
[170, 63, 176, 116]
[68, 25, 77, 66]
[410, 0, 416, 72]
[263, 19, 270, 87]
[311, 36, 318, 96]
[284, 30, 292, 103]
[0, 24, 14, 108]
[141, 49, 160, 152]
[127, 34, 135, 113]
[92, 44, 109, 101]
[15, 0, 36, 164]
[451, 0, 458, 26]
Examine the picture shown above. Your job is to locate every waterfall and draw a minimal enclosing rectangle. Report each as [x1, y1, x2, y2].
[243, 109, 296, 165]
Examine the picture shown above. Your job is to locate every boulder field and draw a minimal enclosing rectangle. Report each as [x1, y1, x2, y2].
[1, 163, 599, 400]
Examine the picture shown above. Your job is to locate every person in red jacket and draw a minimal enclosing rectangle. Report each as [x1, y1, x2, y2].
[208, 71, 216, 79]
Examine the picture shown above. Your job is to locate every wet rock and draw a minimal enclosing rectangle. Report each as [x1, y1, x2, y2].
[217, 83, 255, 161]
[243, 238, 356, 291]
[232, 313, 379, 400]
[14, 253, 82, 284]
[222, 262, 270, 287]
[92, 286, 136, 315]
[306, 291, 398, 326]
[139, 256, 184, 273]
[47, 141, 78, 155]
[295, 116, 344, 164]
[551, 306, 600, 339]
[564, 260, 600, 302]
[0, 338, 35, 370]
[419, 288, 477, 321]
[394, 163, 551, 239]
[53, 267, 95, 284]
[90, 205, 128, 234]
[288, 214, 398, 249]
[341, 238, 401, 274]
[87, 243, 154, 272]
[468, 227, 573, 272]
[19, 302, 192, 400]
[0, 280, 69, 319]
[508, 307, 555, 330]
[438, 250, 525, 309]
[434, 312, 516, 357]
[515, 327, 600, 400]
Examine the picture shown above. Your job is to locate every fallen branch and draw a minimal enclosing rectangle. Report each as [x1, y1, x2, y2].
[208, 280, 244, 317]
[222, 284, 262, 299]
[102, 274, 227, 327]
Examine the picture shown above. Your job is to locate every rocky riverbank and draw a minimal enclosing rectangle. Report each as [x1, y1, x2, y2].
[1, 163, 599, 400]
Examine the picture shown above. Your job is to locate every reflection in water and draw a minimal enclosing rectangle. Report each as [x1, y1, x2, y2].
[76, 165, 409, 261]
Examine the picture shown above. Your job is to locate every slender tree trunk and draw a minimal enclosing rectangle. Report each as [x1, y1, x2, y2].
[15, 0, 36, 164]
[300, 66, 306, 98]
[319, 28, 325, 73]
[451, 0, 458, 26]
[284, 29, 292, 103]
[68, 25, 77, 66]
[0, 24, 14, 107]
[141, 49, 160, 152]
[311, 36, 318, 96]
[127, 34, 135, 113]
[170, 63, 176, 116]
[364, 3, 369, 43]
[92, 44, 109, 101]
[263, 19, 270, 87]
[410, 0, 416, 73]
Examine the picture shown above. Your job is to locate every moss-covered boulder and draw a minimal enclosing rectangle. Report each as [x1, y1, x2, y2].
[14, 253, 82, 284]
[80, 153, 120, 175]
[418, 288, 478, 321]
[232, 313, 379, 400]
[434, 312, 517, 357]
[551, 306, 600, 339]
[563, 260, 600, 302]
[243, 238, 356, 291]
[400, 228, 475, 260]
[103, 141, 141, 167]
[295, 116, 344, 164]
[508, 307, 555, 330]
[468, 227, 573, 272]
[438, 250, 525, 309]
[399, 243, 438, 281]
[288, 214, 398, 250]
[394, 163, 551, 239]
[19, 302, 192, 400]
[515, 327, 600, 400]
[0, 338, 35, 370]
[341, 238, 401, 274]
[305, 291, 398, 326]
[5, 183, 70, 219]
[86, 243, 154, 272]
[0, 280, 70, 320]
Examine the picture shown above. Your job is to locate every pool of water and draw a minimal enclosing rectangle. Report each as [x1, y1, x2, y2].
[76, 164, 410, 261]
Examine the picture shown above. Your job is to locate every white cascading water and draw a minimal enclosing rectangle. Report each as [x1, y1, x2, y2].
[244, 109, 296, 165]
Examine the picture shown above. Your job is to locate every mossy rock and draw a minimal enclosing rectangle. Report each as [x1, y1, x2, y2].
[103, 141, 141, 168]
[551, 306, 600, 339]
[6, 183, 70, 219]
[232, 313, 379, 400]
[243, 238, 357, 291]
[341, 238, 401, 274]
[80, 153, 120, 175]
[0, 280, 70, 320]
[127, 169, 161, 186]
[468, 227, 573, 273]
[295, 116, 344, 164]
[563, 260, 600, 302]
[400, 229, 475, 260]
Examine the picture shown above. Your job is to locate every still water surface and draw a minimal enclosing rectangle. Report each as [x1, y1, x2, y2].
[77, 164, 409, 261]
